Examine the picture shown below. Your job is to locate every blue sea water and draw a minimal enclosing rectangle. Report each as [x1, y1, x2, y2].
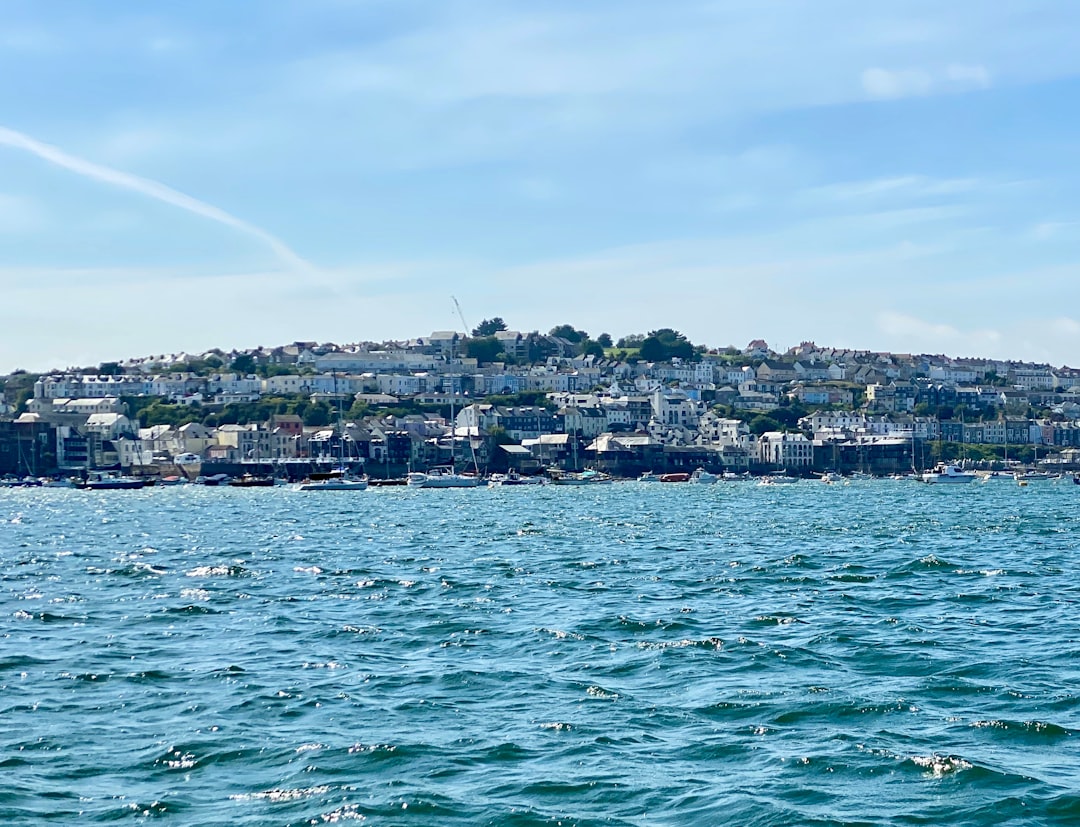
[3, 478, 1080, 825]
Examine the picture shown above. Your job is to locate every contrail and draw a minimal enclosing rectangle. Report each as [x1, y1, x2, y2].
[0, 124, 313, 273]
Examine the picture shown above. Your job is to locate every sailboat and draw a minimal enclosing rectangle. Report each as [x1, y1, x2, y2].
[299, 385, 368, 491]
[407, 335, 480, 489]
[406, 398, 480, 488]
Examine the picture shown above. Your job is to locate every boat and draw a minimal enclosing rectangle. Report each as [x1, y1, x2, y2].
[40, 477, 78, 488]
[84, 471, 147, 490]
[1017, 469, 1053, 481]
[690, 468, 719, 484]
[407, 355, 481, 488]
[638, 471, 663, 482]
[0, 476, 41, 487]
[367, 477, 407, 487]
[758, 474, 798, 485]
[819, 471, 843, 484]
[660, 472, 691, 483]
[300, 469, 369, 491]
[229, 473, 277, 488]
[919, 463, 976, 484]
[549, 469, 613, 485]
[406, 466, 480, 488]
[488, 471, 547, 486]
[157, 475, 188, 486]
[196, 473, 231, 486]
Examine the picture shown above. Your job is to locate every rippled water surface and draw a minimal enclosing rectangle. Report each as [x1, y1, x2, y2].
[4, 479, 1080, 825]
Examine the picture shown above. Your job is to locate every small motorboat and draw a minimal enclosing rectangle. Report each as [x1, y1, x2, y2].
[659, 472, 691, 483]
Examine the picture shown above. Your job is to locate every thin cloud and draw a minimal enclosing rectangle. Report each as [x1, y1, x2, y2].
[861, 63, 991, 100]
[0, 124, 314, 274]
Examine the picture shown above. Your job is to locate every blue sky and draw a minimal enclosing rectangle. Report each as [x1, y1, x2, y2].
[2, 0, 1080, 371]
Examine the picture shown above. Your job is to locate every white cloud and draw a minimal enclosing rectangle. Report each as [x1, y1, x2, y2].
[861, 67, 935, 99]
[861, 62, 991, 100]
[0, 124, 314, 274]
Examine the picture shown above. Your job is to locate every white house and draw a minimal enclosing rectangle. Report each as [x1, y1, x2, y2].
[758, 431, 813, 468]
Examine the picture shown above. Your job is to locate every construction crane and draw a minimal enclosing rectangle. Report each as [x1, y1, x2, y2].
[451, 295, 471, 336]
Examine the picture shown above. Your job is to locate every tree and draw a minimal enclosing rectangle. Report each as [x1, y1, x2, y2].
[231, 353, 257, 374]
[638, 328, 697, 362]
[303, 401, 332, 427]
[549, 324, 588, 344]
[472, 317, 508, 337]
[98, 361, 123, 376]
[617, 334, 644, 349]
[748, 414, 782, 435]
[596, 333, 613, 348]
[579, 339, 605, 358]
[639, 336, 665, 362]
[463, 336, 505, 365]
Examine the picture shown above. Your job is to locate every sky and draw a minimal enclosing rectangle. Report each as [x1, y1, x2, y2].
[2, 0, 1080, 372]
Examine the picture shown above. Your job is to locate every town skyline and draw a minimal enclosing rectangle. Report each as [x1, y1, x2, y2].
[3, 322, 1079, 378]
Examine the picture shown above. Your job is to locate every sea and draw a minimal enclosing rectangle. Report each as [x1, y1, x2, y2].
[3, 478, 1080, 826]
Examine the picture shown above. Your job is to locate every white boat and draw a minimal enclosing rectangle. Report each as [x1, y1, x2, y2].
[819, 471, 843, 484]
[300, 469, 368, 491]
[549, 469, 613, 485]
[919, 463, 976, 484]
[1017, 470, 1053, 481]
[488, 472, 547, 486]
[689, 468, 719, 484]
[40, 477, 78, 488]
[638, 471, 663, 482]
[758, 474, 798, 485]
[406, 466, 481, 488]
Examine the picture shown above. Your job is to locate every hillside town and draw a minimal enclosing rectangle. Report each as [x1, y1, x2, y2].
[3, 324, 1080, 480]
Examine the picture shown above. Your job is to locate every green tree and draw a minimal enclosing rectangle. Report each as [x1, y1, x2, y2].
[748, 415, 782, 435]
[463, 336, 505, 365]
[231, 353, 257, 374]
[650, 328, 695, 360]
[579, 339, 605, 358]
[596, 333, 613, 348]
[639, 336, 665, 362]
[98, 361, 123, 376]
[303, 401, 332, 427]
[549, 324, 588, 344]
[639, 328, 696, 362]
[472, 317, 508, 337]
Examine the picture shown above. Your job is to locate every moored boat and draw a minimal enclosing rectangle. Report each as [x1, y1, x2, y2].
[549, 469, 612, 485]
[758, 474, 798, 485]
[229, 473, 277, 488]
[690, 468, 719, 484]
[488, 471, 547, 486]
[84, 471, 146, 490]
[299, 469, 368, 491]
[919, 463, 976, 484]
[406, 466, 480, 488]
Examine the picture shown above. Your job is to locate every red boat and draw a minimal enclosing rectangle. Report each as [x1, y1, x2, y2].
[660, 472, 691, 483]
